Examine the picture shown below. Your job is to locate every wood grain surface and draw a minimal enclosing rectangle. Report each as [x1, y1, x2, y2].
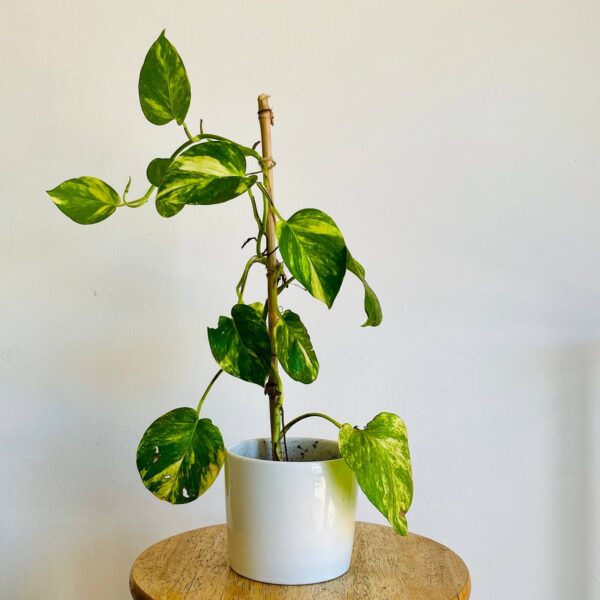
[130, 522, 471, 599]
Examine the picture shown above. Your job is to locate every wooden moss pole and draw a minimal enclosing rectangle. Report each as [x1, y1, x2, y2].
[257, 94, 283, 461]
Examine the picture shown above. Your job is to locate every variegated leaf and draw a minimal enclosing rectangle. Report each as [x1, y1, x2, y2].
[156, 191, 185, 218]
[346, 252, 383, 327]
[138, 31, 191, 126]
[136, 407, 224, 504]
[156, 142, 257, 216]
[276, 209, 347, 308]
[207, 303, 271, 386]
[339, 412, 413, 535]
[274, 310, 319, 384]
[47, 176, 120, 225]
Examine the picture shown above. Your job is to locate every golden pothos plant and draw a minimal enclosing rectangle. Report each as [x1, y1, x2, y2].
[47, 31, 414, 535]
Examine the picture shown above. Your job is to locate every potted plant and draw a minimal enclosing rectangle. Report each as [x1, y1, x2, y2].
[47, 31, 414, 585]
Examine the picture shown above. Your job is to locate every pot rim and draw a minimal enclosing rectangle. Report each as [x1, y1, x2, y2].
[226, 436, 346, 466]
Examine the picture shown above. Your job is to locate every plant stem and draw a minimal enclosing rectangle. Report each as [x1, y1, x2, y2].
[236, 255, 264, 303]
[182, 122, 194, 141]
[256, 182, 285, 222]
[121, 183, 155, 208]
[196, 369, 223, 414]
[257, 94, 284, 461]
[279, 412, 342, 440]
[277, 276, 296, 294]
[247, 188, 264, 255]
[169, 133, 263, 163]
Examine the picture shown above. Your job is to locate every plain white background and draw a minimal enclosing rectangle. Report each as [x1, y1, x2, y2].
[1, 1, 599, 598]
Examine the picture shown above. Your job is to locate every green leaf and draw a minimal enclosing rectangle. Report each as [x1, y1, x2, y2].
[146, 157, 171, 187]
[156, 142, 257, 213]
[138, 30, 191, 126]
[346, 252, 383, 327]
[207, 303, 271, 386]
[156, 191, 185, 218]
[136, 407, 224, 504]
[339, 412, 413, 535]
[276, 209, 347, 308]
[274, 310, 319, 384]
[46, 176, 120, 225]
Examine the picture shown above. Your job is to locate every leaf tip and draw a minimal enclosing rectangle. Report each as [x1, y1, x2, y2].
[361, 317, 382, 328]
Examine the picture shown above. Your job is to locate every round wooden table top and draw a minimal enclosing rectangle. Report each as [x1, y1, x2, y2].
[130, 522, 471, 600]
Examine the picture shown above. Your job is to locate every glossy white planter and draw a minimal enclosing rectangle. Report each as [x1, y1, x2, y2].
[225, 437, 357, 585]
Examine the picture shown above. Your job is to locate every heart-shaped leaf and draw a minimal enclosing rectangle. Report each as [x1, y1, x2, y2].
[276, 209, 347, 308]
[274, 310, 319, 383]
[346, 252, 383, 327]
[47, 176, 120, 224]
[339, 412, 413, 535]
[136, 407, 224, 504]
[146, 157, 172, 187]
[156, 142, 257, 216]
[138, 30, 191, 126]
[208, 303, 271, 386]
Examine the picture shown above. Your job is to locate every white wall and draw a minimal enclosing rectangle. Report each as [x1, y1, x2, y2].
[1, 1, 599, 598]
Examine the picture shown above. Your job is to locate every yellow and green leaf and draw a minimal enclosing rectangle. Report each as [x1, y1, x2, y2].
[156, 142, 257, 217]
[136, 407, 224, 504]
[46, 176, 120, 225]
[276, 209, 347, 308]
[274, 310, 319, 384]
[339, 412, 413, 535]
[138, 30, 191, 126]
[207, 303, 271, 386]
[346, 252, 383, 327]
[247, 302, 265, 318]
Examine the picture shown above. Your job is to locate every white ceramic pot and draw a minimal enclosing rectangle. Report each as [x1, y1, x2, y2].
[225, 437, 357, 585]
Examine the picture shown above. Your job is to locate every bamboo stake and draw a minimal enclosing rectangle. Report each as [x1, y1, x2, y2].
[257, 94, 283, 461]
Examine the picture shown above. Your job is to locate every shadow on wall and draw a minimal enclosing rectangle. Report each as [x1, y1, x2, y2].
[554, 342, 599, 599]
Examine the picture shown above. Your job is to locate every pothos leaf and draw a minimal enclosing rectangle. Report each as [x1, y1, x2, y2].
[138, 30, 191, 126]
[46, 176, 121, 225]
[146, 157, 172, 187]
[136, 407, 224, 504]
[207, 303, 271, 386]
[156, 142, 257, 217]
[346, 252, 383, 327]
[156, 191, 184, 218]
[247, 302, 265, 318]
[339, 412, 413, 535]
[274, 310, 319, 383]
[276, 209, 347, 308]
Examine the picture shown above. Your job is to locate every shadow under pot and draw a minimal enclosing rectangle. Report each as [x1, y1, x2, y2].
[225, 437, 358, 585]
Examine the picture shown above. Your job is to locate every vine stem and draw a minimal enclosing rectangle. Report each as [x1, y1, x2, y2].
[171, 133, 263, 167]
[258, 94, 284, 461]
[236, 255, 264, 303]
[169, 133, 263, 163]
[279, 412, 342, 440]
[256, 182, 285, 222]
[247, 188, 264, 255]
[196, 369, 223, 414]
[182, 122, 194, 141]
[277, 276, 296, 294]
[122, 184, 154, 207]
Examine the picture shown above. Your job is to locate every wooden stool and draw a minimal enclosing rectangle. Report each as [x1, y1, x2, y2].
[130, 521, 471, 599]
